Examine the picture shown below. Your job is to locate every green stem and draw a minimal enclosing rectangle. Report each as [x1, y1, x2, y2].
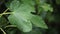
[5, 25, 16, 28]
[0, 12, 12, 17]
[2, 12, 12, 15]
[0, 8, 9, 17]
[0, 28, 6, 34]
[4, 8, 9, 13]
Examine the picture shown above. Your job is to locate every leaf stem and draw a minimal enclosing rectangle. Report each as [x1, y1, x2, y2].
[0, 8, 9, 17]
[0, 12, 12, 16]
[0, 28, 6, 34]
[4, 8, 9, 13]
[5, 25, 16, 28]
[2, 12, 12, 15]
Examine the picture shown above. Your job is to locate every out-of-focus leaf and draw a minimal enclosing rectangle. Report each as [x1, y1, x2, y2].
[53, 13, 60, 22]
[56, 0, 60, 4]
[40, 11, 47, 19]
[6, 28, 17, 34]
[48, 28, 58, 34]
[0, 16, 8, 28]
[46, 12, 55, 22]
[41, 3, 53, 12]
[40, 0, 46, 4]
[31, 15, 48, 29]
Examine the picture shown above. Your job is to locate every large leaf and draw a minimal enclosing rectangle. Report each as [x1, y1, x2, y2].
[8, 12, 32, 32]
[31, 15, 48, 29]
[6, 0, 35, 32]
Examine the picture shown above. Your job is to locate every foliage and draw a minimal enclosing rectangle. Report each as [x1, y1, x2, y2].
[0, 0, 60, 34]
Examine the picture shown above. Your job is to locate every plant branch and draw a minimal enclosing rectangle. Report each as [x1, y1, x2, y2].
[0, 8, 9, 17]
[0, 28, 6, 34]
[4, 8, 9, 13]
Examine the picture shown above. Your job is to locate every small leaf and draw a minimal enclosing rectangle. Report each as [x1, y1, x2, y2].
[31, 15, 48, 29]
[41, 3, 53, 12]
